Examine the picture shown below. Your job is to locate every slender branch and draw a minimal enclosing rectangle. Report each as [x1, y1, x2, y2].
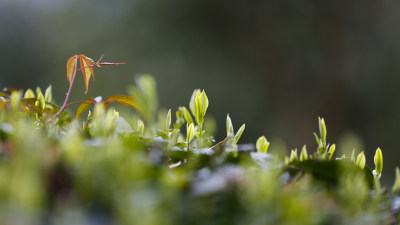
[46, 56, 125, 124]
[47, 56, 79, 124]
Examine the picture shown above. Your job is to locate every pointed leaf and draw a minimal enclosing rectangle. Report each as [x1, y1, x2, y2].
[374, 147, 383, 174]
[234, 124, 245, 144]
[226, 114, 234, 136]
[79, 56, 95, 93]
[182, 107, 193, 125]
[24, 88, 35, 99]
[76, 101, 91, 119]
[106, 94, 139, 110]
[44, 85, 52, 102]
[66, 55, 78, 84]
[166, 109, 172, 130]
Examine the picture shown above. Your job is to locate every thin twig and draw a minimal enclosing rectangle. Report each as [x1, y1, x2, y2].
[46, 56, 79, 124]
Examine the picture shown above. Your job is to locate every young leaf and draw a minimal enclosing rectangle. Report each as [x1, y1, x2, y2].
[182, 107, 193, 125]
[290, 149, 298, 162]
[328, 144, 335, 160]
[137, 120, 145, 135]
[234, 124, 245, 144]
[166, 109, 171, 130]
[186, 123, 195, 145]
[393, 167, 400, 193]
[44, 85, 52, 102]
[256, 136, 269, 153]
[374, 147, 383, 174]
[66, 55, 78, 85]
[189, 89, 201, 117]
[256, 136, 267, 152]
[350, 149, 355, 163]
[300, 145, 308, 161]
[356, 151, 366, 169]
[24, 88, 35, 99]
[76, 100, 92, 119]
[106, 95, 139, 111]
[226, 114, 234, 136]
[318, 117, 327, 146]
[79, 56, 95, 93]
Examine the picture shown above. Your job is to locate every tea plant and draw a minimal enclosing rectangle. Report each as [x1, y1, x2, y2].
[0, 55, 400, 225]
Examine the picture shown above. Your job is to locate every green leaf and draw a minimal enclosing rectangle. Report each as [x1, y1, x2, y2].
[166, 109, 171, 130]
[374, 147, 383, 174]
[356, 151, 366, 169]
[256, 136, 267, 152]
[137, 120, 145, 135]
[313, 132, 320, 146]
[24, 88, 35, 99]
[393, 167, 400, 193]
[226, 114, 234, 136]
[290, 149, 298, 162]
[350, 149, 355, 163]
[189, 89, 201, 117]
[186, 123, 195, 145]
[182, 107, 193, 125]
[300, 145, 308, 161]
[328, 144, 335, 160]
[234, 124, 245, 144]
[36, 87, 45, 110]
[195, 94, 203, 124]
[318, 117, 327, 146]
[44, 85, 52, 102]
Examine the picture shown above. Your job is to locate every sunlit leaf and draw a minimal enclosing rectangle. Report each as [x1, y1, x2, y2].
[44, 85, 52, 102]
[79, 56, 95, 93]
[66, 55, 78, 85]
[76, 101, 92, 119]
[106, 94, 139, 111]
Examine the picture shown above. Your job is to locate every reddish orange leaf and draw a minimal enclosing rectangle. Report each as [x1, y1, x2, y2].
[66, 55, 78, 84]
[79, 56, 95, 94]
[65, 54, 125, 94]
[0, 101, 7, 111]
[76, 100, 92, 119]
[106, 95, 139, 110]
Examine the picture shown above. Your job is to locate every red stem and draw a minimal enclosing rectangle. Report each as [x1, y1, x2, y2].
[46, 57, 124, 124]
[47, 56, 79, 124]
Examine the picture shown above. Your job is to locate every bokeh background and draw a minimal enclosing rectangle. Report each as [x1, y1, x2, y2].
[1, 0, 400, 184]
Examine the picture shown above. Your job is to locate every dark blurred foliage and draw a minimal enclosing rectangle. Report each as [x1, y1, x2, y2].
[2, 0, 400, 183]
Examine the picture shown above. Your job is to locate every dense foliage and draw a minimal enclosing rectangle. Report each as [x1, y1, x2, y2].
[0, 56, 400, 225]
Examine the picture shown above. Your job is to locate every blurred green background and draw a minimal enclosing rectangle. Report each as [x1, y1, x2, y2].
[1, 0, 400, 183]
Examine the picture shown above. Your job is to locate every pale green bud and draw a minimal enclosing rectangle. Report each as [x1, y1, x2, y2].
[355, 151, 366, 169]
[374, 147, 383, 174]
